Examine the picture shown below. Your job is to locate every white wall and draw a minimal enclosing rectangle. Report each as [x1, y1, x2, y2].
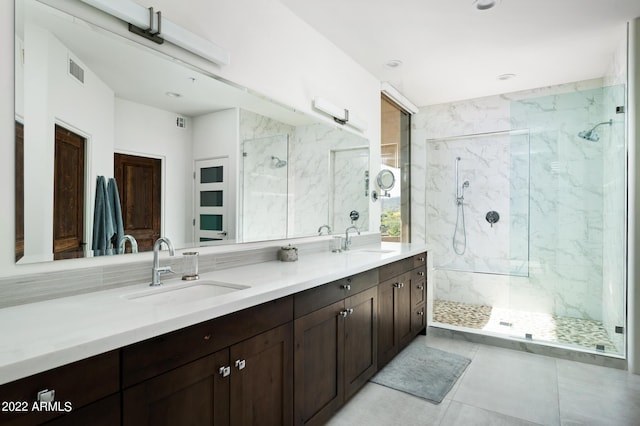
[0, 0, 380, 275]
[114, 98, 194, 248]
[22, 21, 114, 263]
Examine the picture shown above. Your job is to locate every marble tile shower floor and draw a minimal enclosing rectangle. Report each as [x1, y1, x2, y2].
[434, 299, 620, 354]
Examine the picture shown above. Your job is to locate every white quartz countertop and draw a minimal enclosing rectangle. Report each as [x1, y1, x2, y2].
[0, 242, 428, 385]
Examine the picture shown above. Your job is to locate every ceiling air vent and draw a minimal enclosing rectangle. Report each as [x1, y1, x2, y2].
[68, 57, 85, 84]
[176, 116, 186, 128]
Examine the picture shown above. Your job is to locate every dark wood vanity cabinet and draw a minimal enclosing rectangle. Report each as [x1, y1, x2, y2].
[0, 351, 120, 426]
[377, 252, 427, 369]
[122, 297, 294, 426]
[293, 271, 378, 426]
[123, 323, 293, 426]
[0, 252, 427, 426]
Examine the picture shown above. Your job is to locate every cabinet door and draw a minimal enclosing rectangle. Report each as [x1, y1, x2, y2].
[377, 277, 396, 368]
[395, 272, 414, 351]
[293, 300, 345, 426]
[378, 272, 412, 368]
[44, 394, 120, 426]
[230, 323, 293, 426]
[123, 349, 230, 426]
[344, 286, 377, 399]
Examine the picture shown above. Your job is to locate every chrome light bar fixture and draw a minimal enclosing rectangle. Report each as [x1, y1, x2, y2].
[313, 97, 367, 132]
[79, 0, 230, 66]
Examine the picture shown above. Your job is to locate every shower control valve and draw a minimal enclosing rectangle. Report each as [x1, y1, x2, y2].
[485, 211, 500, 227]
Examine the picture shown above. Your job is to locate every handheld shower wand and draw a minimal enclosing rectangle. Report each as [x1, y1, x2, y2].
[453, 157, 469, 255]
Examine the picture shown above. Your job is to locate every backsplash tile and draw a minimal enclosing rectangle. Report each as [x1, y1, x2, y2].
[0, 233, 380, 308]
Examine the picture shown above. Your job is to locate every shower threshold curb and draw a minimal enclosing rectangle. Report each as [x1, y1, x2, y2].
[428, 325, 627, 370]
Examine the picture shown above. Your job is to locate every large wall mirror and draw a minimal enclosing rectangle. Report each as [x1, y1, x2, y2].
[15, 0, 370, 264]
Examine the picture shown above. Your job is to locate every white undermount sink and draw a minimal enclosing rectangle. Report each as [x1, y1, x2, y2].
[122, 280, 250, 305]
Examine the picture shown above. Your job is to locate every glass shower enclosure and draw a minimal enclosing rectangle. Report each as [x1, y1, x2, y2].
[428, 84, 627, 357]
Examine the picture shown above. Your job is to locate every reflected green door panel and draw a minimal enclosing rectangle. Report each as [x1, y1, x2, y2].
[200, 214, 223, 231]
[200, 166, 224, 184]
[200, 190, 223, 207]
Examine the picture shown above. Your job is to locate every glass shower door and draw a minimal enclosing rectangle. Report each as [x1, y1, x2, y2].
[240, 135, 288, 242]
[510, 84, 627, 356]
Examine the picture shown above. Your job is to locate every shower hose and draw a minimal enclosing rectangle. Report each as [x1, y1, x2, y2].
[453, 200, 467, 255]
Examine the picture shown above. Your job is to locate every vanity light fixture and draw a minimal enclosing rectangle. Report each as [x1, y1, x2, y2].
[79, 0, 230, 66]
[313, 97, 367, 132]
[381, 82, 419, 114]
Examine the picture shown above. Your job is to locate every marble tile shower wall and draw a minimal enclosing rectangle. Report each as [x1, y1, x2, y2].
[289, 124, 370, 236]
[238, 114, 370, 239]
[239, 110, 295, 241]
[412, 79, 618, 325]
[425, 131, 529, 276]
[510, 87, 605, 321]
[241, 134, 289, 242]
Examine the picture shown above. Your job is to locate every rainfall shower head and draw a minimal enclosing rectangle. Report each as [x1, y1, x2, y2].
[578, 119, 612, 142]
[271, 156, 287, 168]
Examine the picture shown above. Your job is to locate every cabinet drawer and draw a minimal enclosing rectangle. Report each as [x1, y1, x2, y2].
[411, 267, 427, 306]
[412, 304, 426, 334]
[122, 296, 293, 387]
[413, 252, 427, 269]
[0, 351, 119, 426]
[379, 258, 413, 282]
[411, 268, 426, 307]
[294, 269, 378, 318]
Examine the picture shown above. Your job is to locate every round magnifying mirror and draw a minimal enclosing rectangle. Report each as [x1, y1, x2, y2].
[377, 169, 396, 191]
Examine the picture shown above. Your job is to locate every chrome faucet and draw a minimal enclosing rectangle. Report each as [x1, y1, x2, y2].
[151, 237, 175, 286]
[344, 226, 360, 251]
[318, 224, 332, 235]
[118, 234, 138, 254]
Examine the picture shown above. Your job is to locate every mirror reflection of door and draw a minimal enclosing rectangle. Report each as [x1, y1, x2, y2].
[114, 153, 161, 253]
[195, 158, 229, 244]
[53, 125, 86, 260]
[15, 121, 24, 262]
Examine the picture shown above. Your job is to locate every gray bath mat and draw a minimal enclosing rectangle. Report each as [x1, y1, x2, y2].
[370, 342, 471, 404]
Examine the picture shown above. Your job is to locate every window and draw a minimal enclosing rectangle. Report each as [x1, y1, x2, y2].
[380, 95, 411, 242]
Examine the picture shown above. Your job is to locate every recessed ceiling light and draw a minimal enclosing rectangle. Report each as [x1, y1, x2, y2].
[497, 73, 516, 81]
[474, 0, 500, 10]
[166, 91, 182, 98]
[385, 59, 403, 68]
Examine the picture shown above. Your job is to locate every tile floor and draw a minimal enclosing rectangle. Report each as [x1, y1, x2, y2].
[433, 300, 620, 354]
[327, 334, 640, 426]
